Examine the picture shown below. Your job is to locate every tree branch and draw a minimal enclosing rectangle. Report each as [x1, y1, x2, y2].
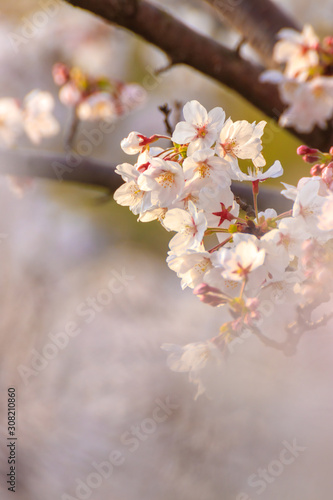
[64, 0, 280, 117]
[62, 0, 333, 150]
[203, 0, 299, 66]
[0, 149, 121, 191]
[0, 148, 291, 212]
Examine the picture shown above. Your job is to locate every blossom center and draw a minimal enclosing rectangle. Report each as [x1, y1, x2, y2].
[224, 280, 239, 290]
[194, 258, 211, 274]
[299, 203, 314, 217]
[234, 263, 252, 277]
[195, 125, 207, 138]
[220, 140, 237, 156]
[155, 171, 175, 188]
[196, 162, 210, 178]
[278, 233, 291, 249]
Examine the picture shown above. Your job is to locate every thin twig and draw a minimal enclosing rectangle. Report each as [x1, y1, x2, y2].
[158, 104, 173, 136]
[64, 108, 80, 152]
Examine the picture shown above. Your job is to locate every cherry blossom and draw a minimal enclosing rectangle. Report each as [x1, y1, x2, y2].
[183, 148, 231, 187]
[163, 201, 207, 255]
[292, 177, 328, 236]
[161, 341, 222, 399]
[114, 163, 151, 215]
[167, 250, 213, 289]
[0, 98, 22, 147]
[171, 100, 225, 155]
[234, 160, 283, 182]
[58, 81, 82, 107]
[279, 77, 333, 133]
[118, 83, 147, 114]
[0, 90, 60, 147]
[215, 118, 266, 168]
[268, 217, 311, 259]
[261, 25, 333, 133]
[137, 157, 185, 207]
[113, 98, 333, 397]
[281, 182, 298, 201]
[22, 90, 60, 144]
[318, 193, 333, 231]
[53, 63, 146, 122]
[76, 92, 116, 121]
[221, 239, 266, 282]
[274, 25, 319, 80]
[198, 185, 239, 229]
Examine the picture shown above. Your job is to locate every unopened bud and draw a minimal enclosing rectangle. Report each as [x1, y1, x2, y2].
[297, 145, 319, 156]
[52, 63, 70, 86]
[303, 154, 321, 163]
[322, 165, 333, 185]
[310, 164, 323, 176]
[193, 283, 227, 307]
[323, 36, 333, 52]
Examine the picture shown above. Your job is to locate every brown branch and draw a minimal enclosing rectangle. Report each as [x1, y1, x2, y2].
[0, 149, 121, 191]
[62, 0, 333, 150]
[64, 0, 280, 117]
[203, 0, 299, 66]
[0, 148, 291, 211]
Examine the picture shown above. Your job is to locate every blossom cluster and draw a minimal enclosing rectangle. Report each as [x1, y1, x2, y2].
[52, 63, 146, 122]
[114, 100, 333, 398]
[296, 144, 333, 230]
[261, 25, 333, 133]
[0, 90, 59, 147]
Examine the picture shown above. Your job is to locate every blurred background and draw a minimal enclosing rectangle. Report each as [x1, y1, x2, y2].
[0, 1, 333, 499]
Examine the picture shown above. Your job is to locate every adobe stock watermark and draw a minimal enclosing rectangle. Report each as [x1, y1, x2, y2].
[236, 439, 306, 499]
[52, 64, 164, 183]
[61, 395, 180, 500]
[8, 0, 62, 53]
[17, 268, 135, 385]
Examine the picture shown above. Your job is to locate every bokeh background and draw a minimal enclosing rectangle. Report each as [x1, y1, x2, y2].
[0, 1, 333, 499]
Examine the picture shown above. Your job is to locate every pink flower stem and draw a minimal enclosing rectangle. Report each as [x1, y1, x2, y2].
[208, 235, 233, 253]
[239, 277, 247, 299]
[272, 209, 293, 221]
[252, 180, 259, 220]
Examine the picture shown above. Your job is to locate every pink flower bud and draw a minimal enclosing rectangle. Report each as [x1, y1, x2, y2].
[310, 164, 323, 176]
[329, 147, 333, 156]
[297, 145, 319, 156]
[303, 154, 321, 163]
[322, 165, 333, 185]
[324, 36, 333, 53]
[324, 36, 333, 47]
[52, 63, 70, 86]
[193, 283, 227, 307]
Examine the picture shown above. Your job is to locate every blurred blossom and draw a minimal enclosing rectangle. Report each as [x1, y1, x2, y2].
[22, 90, 60, 144]
[54, 63, 146, 122]
[0, 98, 22, 147]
